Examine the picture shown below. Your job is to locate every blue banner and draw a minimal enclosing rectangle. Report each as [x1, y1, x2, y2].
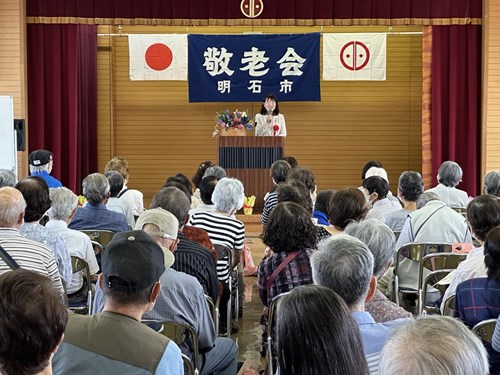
[188, 33, 320, 102]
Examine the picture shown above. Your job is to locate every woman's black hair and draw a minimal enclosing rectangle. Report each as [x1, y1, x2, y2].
[361, 160, 384, 180]
[15, 176, 51, 222]
[484, 226, 500, 282]
[259, 94, 280, 115]
[192, 160, 213, 189]
[467, 195, 500, 241]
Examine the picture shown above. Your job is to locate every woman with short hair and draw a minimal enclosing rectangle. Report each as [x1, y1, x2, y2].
[426, 160, 469, 207]
[326, 187, 368, 236]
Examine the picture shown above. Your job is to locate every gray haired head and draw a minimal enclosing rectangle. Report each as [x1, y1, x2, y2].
[437, 161, 463, 187]
[416, 191, 440, 209]
[484, 171, 500, 197]
[82, 173, 110, 205]
[48, 187, 78, 222]
[379, 315, 488, 375]
[398, 171, 424, 201]
[345, 219, 395, 279]
[203, 165, 226, 180]
[212, 178, 244, 214]
[0, 169, 16, 188]
[311, 235, 374, 310]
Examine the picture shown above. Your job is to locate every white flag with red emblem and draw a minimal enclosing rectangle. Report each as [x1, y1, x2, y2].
[322, 33, 386, 81]
[129, 34, 188, 81]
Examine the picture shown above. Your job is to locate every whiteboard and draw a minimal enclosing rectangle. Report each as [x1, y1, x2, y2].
[0, 96, 17, 177]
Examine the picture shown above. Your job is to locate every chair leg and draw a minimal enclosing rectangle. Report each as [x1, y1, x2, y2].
[267, 336, 273, 375]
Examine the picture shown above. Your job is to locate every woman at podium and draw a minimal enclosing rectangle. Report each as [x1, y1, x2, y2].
[255, 94, 287, 136]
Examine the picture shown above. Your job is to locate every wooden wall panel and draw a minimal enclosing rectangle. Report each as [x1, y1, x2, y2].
[97, 25, 422, 208]
[0, 0, 27, 179]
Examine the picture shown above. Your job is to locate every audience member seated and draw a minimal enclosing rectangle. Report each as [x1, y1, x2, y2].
[191, 160, 214, 208]
[380, 316, 488, 375]
[326, 187, 368, 236]
[164, 173, 194, 201]
[360, 160, 384, 182]
[426, 160, 469, 207]
[189, 175, 218, 215]
[16, 176, 72, 287]
[46, 187, 99, 295]
[104, 156, 144, 215]
[311, 235, 410, 373]
[484, 170, 500, 197]
[147, 190, 219, 303]
[28, 149, 62, 188]
[258, 202, 317, 354]
[261, 160, 291, 225]
[203, 165, 226, 180]
[69, 173, 128, 233]
[53, 230, 183, 374]
[286, 167, 317, 207]
[345, 219, 412, 322]
[0, 269, 68, 375]
[276, 285, 368, 375]
[363, 176, 401, 222]
[104, 171, 135, 229]
[0, 187, 64, 295]
[312, 189, 335, 226]
[281, 155, 298, 169]
[455, 225, 500, 326]
[385, 171, 424, 232]
[363, 166, 402, 205]
[441, 195, 500, 311]
[0, 169, 16, 187]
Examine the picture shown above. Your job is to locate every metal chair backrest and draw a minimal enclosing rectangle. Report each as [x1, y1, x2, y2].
[267, 291, 290, 375]
[213, 244, 233, 337]
[68, 256, 93, 315]
[205, 294, 219, 334]
[442, 295, 456, 317]
[181, 353, 195, 375]
[80, 230, 115, 248]
[473, 319, 498, 343]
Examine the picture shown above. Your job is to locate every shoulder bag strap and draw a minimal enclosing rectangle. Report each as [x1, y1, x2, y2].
[412, 205, 447, 239]
[117, 189, 129, 198]
[266, 251, 300, 291]
[0, 244, 20, 270]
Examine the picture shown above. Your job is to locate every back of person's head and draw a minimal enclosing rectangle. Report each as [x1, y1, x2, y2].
[162, 181, 191, 204]
[199, 176, 218, 205]
[48, 187, 78, 222]
[203, 165, 226, 180]
[0, 269, 68, 375]
[0, 187, 26, 228]
[398, 171, 424, 201]
[483, 171, 500, 197]
[467, 195, 500, 241]
[15, 176, 51, 223]
[416, 191, 440, 209]
[270, 160, 291, 184]
[104, 171, 124, 198]
[277, 285, 368, 375]
[327, 188, 368, 229]
[379, 316, 488, 375]
[164, 173, 193, 197]
[314, 189, 336, 214]
[361, 160, 384, 180]
[28, 149, 54, 174]
[192, 160, 213, 189]
[437, 160, 463, 187]
[484, 226, 500, 281]
[311, 235, 374, 309]
[364, 166, 389, 182]
[281, 156, 298, 169]
[362, 176, 389, 200]
[262, 202, 317, 254]
[277, 181, 313, 213]
[101, 230, 165, 307]
[345, 219, 395, 279]
[151, 186, 190, 227]
[82, 173, 110, 205]
[286, 167, 316, 193]
[104, 156, 130, 180]
[0, 169, 16, 188]
[212, 178, 244, 213]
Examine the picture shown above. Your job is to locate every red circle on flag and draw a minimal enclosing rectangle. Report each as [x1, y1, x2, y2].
[145, 43, 173, 71]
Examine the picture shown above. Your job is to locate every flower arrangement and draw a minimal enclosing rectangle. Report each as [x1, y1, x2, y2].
[213, 109, 254, 137]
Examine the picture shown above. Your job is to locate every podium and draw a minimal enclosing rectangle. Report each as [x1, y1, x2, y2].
[218, 136, 285, 213]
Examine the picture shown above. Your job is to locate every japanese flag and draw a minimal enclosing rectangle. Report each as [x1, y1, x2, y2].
[322, 33, 386, 81]
[129, 34, 188, 81]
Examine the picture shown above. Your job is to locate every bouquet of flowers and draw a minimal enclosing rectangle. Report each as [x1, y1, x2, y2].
[213, 109, 254, 136]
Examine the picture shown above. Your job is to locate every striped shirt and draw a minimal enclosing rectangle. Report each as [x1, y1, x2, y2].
[0, 227, 64, 295]
[261, 191, 278, 225]
[188, 211, 245, 282]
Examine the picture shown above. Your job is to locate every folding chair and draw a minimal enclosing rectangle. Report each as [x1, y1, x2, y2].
[213, 244, 233, 337]
[442, 295, 456, 317]
[266, 291, 290, 375]
[80, 230, 115, 249]
[473, 319, 498, 343]
[67, 256, 93, 315]
[205, 294, 219, 334]
[393, 243, 453, 308]
[418, 253, 466, 315]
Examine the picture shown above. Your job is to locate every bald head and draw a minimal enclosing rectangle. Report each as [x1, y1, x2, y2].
[0, 187, 26, 228]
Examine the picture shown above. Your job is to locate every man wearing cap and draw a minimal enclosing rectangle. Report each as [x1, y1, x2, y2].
[53, 230, 183, 374]
[28, 149, 62, 188]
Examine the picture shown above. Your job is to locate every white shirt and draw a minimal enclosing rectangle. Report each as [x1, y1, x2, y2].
[46, 220, 99, 294]
[365, 198, 401, 223]
[107, 197, 135, 229]
[426, 183, 469, 208]
[119, 186, 144, 216]
[255, 113, 287, 136]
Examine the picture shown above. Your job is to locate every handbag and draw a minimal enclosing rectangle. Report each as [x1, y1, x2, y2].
[0, 244, 20, 270]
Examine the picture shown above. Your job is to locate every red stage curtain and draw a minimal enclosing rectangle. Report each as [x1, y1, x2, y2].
[27, 24, 97, 194]
[431, 25, 481, 197]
